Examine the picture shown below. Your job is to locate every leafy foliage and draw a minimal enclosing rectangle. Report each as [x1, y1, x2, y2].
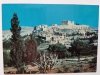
[24, 34, 38, 64]
[69, 39, 88, 61]
[69, 38, 97, 61]
[10, 13, 23, 69]
[3, 50, 11, 66]
[3, 39, 11, 49]
[89, 57, 97, 70]
[47, 43, 71, 58]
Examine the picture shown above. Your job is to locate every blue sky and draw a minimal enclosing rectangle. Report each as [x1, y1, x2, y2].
[2, 4, 99, 30]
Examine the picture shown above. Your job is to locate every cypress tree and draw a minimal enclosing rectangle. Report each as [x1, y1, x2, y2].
[10, 13, 23, 70]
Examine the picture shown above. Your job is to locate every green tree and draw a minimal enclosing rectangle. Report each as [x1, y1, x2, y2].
[69, 39, 85, 61]
[47, 43, 70, 58]
[10, 13, 23, 71]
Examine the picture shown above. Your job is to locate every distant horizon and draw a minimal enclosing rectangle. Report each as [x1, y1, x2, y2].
[2, 24, 98, 31]
[2, 4, 99, 30]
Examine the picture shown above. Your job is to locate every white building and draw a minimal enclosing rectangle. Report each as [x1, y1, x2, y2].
[36, 24, 48, 31]
[59, 20, 90, 35]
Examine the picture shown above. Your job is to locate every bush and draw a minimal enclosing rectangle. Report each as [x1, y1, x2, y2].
[89, 57, 97, 69]
[3, 39, 11, 49]
[3, 50, 11, 66]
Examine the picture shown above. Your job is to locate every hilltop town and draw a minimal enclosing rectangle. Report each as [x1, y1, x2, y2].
[32, 20, 98, 49]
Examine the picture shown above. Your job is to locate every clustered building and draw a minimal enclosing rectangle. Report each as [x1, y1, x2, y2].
[33, 20, 97, 49]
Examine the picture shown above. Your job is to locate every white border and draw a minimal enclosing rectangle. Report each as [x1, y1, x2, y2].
[1, 0, 100, 5]
[0, 0, 100, 75]
[0, 1, 3, 75]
